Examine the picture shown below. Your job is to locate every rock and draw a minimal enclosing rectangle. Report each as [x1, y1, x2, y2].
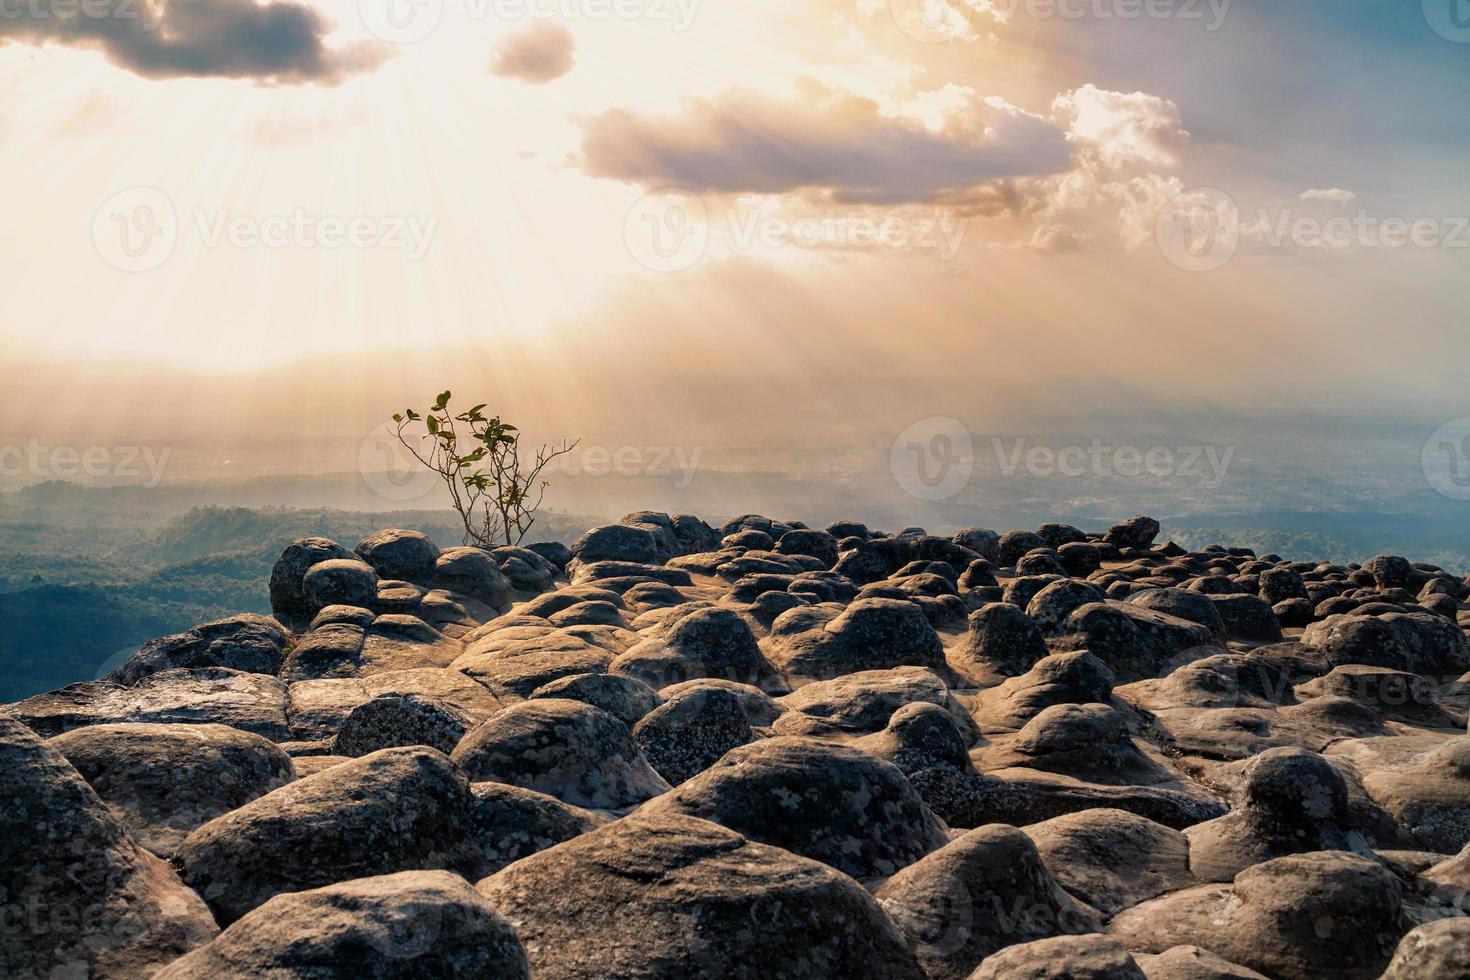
[476, 811, 926, 979]
[633, 686, 754, 784]
[980, 704, 1174, 786]
[571, 523, 660, 565]
[6, 667, 291, 740]
[774, 665, 979, 741]
[975, 651, 1118, 733]
[432, 546, 513, 608]
[1379, 918, 1470, 980]
[1133, 946, 1269, 980]
[1128, 589, 1228, 644]
[955, 528, 1000, 560]
[1060, 602, 1217, 682]
[777, 528, 839, 566]
[671, 513, 722, 553]
[954, 602, 1049, 677]
[528, 671, 663, 726]
[1296, 664, 1462, 728]
[355, 528, 441, 582]
[333, 692, 473, 756]
[1328, 736, 1470, 852]
[1105, 516, 1161, 552]
[1059, 542, 1103, 577]
[174, 747, 472, 924]
[270, 536, 356, 622]
[449, 699, 670, 808]
[660, 678, 786, 726]
[1365, 554, 1415, 590]
[302, 558, 380, 613]
[285, 667, 504, 741]
[1024, 809, 1195, 916]
[0, 717, 219, 978]
[1258, 567, 1308, 604]
[1206, 594, 1283, 643]
[875, 824, 1100, 980]
[48, 722, 294, 857]
[1107, 852, 1410, 980]
[527, 539, 573, 569]
[111, 614, 293, 684]
[611, 606, 785, 692]
[460, 781, 605, 878]
[1183, 747, 1369, 881]
[1027, 580, 1109, 634]
[645, 736, 949, 879]
[154, 871, 529, 980]
[972, 935, 1147, 980]
[998, 530, 1048, 566]
[766, 597, 947, 681]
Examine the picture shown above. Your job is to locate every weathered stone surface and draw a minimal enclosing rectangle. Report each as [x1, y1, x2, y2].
[49, 722, 295, 857]
[155, 871, 529, 980]
[449, 698, 670, 808]
[0, 717, 219, 978]
[477, 811, 926, 979]
[174, 747, 472, 924]
[644, 736, 949, 879]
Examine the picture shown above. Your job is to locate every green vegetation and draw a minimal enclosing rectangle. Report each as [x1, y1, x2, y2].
[393, 391, 578, 547]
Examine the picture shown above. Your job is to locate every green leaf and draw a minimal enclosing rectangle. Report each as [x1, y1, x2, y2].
[426, 415, 440, 435]
[392, 413, 403, 423]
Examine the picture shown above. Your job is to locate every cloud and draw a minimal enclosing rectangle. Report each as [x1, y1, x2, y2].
[578, 79, 1070, 201]
[0, 0, 384, 83]
[1052, 84, 1189, 171]
[488, 21, 576, 84]
[1300, 187, 1356, 204]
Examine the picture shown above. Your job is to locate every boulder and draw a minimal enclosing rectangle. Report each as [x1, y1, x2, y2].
[476, 811, 926, 979]
[449, 699, 670, 808]
[48, 722, 294, 857]
[174, 747, 472, 924]
[355, 529, 441, 582]
[875, 824, 1100, 980]
[633, 686, 754, 784]
[0, 717, 218, 977]
[644, 736, 949, 879]
[972, 935, 1147, 980]
[270, 537, 356, 622]
[111, 614, 293, 683]
[333, 692, 473, 757]
[154, 871, 528, 980]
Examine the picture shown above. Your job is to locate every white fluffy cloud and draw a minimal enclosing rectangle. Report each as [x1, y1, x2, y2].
[1051, 84, 1190, 171]
[578, 79, 1070, 201]
[489, 22, 577, 85]
[1300, 187, 1357, 204]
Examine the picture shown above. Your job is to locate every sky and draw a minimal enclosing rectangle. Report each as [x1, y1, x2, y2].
[1, 0, 1468, 491]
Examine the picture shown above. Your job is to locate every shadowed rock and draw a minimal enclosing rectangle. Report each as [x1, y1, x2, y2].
[644, 736, 949, 879]
[1107, 852, 1411, 980]
[875, 824, 1101, 980]
[0, 717, 219, 978]
[450, 698, 670, 808]
[972, 935, 1147, 980]
[766, 597, 947, 681]
[333, 692, 473, 756]
[633, 686, 755, 784]
[611, 606, 785, 692]
[155, 871, 529, 980]
[174, 746, 472, 924]
[1024, 809, 1195, 916]
[49, 722, 294, 858]
[479, 812, 928, 978]
[954, 602, 1049, 678]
